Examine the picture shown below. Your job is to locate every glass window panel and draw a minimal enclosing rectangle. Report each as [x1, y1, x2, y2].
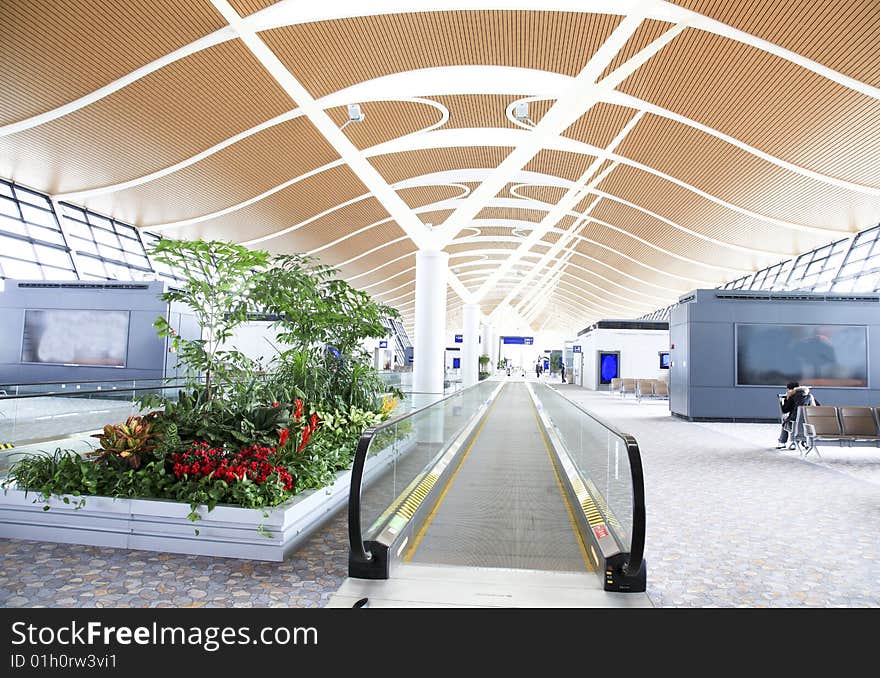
[41, 266, 77, 281]
[825, 254, 845, 273]
[92, 227, 119, 247]
[64, 217, 92, 240]
[104, 262, 133, 280]
[0, 233, 31, 253]
[61, 203, 86, 220]
[61, 216, 91, 239]
[0, 257, 43, 279]
[97, 243, 124, 259]
[20, 203, 57, 229]
[839, 262, 864, 278]
[0, 214, 28, 236]
[76, 256, 107, 277]
[0, 182, 13, 199]
[27, 224, 66, 245]
[71, 236, 98, 255]
[831, 278, 855, 293]
[115, 223, 138, 238]
[124, 251, 150, 268]
[13, 186, 51, 209]
[854, 273, 880, 292]
[87, 213, 114, 230]
[33, 244, 73, 269]
[0, 196, 20, 218]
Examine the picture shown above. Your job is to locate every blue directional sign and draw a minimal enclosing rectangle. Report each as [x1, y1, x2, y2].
[454, 334, 463, 343]
[502, 336, 534, 345]
[573, 345, 582, 353]
[379, 340, 388, 348]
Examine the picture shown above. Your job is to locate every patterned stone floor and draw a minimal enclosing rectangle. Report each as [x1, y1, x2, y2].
[555, 385, 880, 608]
[0, 511, 349, 608]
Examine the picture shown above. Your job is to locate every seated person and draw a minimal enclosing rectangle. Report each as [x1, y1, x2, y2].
[776, 381, 819, 450]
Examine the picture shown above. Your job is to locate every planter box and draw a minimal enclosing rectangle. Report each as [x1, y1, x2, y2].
[0, 434, 414, 561]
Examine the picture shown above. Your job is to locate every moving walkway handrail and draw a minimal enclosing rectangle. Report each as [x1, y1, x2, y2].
[0, 377, 189, 387]
[347, 381, 485, 570]
[548, 386, 646, 579]
[0, 381, 193, 400]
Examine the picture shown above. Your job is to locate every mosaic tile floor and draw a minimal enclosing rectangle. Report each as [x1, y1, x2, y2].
[0, 511, 349, 608]
[555, 386, 880, 608]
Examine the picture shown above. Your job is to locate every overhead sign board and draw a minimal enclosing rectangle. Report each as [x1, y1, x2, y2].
[454, 334, 463, 343]
[379, 340, 388, 348]
[502, 336, 534, 345]
[573, 345, 582, 353]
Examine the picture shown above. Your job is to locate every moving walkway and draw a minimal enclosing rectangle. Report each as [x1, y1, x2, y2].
[348, 379, 646, 592]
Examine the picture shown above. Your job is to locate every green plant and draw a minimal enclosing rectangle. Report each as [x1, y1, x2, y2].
[91, 414, 159, 469]
[479, 371, 490, 381]
[149, 239, 270, 400]
[479, 354, 490, 368]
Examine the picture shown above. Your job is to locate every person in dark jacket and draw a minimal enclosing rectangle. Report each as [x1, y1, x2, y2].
[776, 381, 818, 449]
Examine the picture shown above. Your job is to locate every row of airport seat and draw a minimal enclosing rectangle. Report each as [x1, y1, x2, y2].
[795, 406, 880, 456]
[609, 378, 668, 401]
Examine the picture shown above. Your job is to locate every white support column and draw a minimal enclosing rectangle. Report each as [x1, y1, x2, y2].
[461, 303, 480, 388]
[481, 323, 494, 373]
[412, 250, 449, 394]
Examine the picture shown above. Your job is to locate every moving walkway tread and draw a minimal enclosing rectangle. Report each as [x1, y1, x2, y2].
[405, 382, 593, 572]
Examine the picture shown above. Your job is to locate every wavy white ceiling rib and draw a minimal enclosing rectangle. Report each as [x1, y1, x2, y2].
[4, 0, 877, 141]
[55, 67, 878, 205]
[143, 125, 856, 241]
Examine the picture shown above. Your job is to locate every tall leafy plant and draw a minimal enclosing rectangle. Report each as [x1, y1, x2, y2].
[149, 239, 269, 400]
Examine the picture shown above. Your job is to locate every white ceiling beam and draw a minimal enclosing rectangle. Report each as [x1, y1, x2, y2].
[479, 111, 644, 306]
[461, 24, 690, 302]
[432, 12, 662, 247]
[208, 0, 475, 305]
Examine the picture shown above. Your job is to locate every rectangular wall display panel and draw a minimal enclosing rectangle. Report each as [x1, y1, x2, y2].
[21, 309, 130, 367]
[735, 323, 867, 387]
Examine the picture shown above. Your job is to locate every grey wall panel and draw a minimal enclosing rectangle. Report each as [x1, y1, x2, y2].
[688, 322, 734, 388]
[670, 290, 880, 421]
[0, 281, 197, 384]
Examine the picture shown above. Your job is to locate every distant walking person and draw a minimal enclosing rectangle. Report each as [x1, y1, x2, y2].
[776, 381, 818, 449]
[535, 359, 542, 379]
[559, 357, 566, 384]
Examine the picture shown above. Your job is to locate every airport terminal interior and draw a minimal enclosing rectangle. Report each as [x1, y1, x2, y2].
[1, 1, 879, 608]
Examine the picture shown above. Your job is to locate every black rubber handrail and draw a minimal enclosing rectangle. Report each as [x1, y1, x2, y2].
[544, 385, 646, 579]
[347, 381, 490, 570]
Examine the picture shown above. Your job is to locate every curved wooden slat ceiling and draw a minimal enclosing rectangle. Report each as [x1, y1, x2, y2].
[1, 0, 879, 337]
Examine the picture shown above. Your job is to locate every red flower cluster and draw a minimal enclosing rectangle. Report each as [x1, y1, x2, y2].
[299, 413, 319, 452]
[171, 442, 293, 490]
[293, 399, 304, 421]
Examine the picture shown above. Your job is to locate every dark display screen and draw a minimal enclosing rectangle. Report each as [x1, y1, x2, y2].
[21, 309, 130, 367]
[599, 353, 619, 384]
[736, 323, 867, 387]
[659, 352, 671, 369]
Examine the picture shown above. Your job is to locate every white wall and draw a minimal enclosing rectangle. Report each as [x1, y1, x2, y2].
[222, 322, 288, 366]
[574, 328, 669, 390]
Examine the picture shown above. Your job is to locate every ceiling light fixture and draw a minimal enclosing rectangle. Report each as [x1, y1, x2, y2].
[513, 101, 536, 127]
[340, 103, 366, 130]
